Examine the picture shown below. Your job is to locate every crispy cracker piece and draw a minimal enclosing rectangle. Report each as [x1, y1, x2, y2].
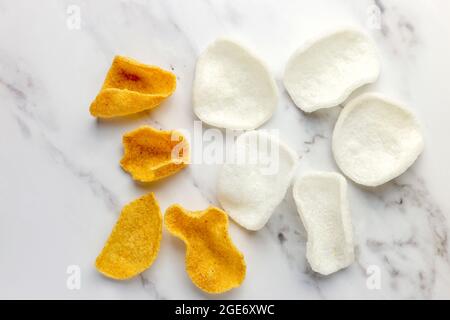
[95, 193, 162, 280]
[284, 28, 380, 112]
[293, 172, 354, 275]
[193, 38, 278, 129]
[165, 204, 246, 294]
[332, 93, 424, 186]
[90, 56, 176, 118]
[217, 130, 298, 231]
[120, 125, 189, 182]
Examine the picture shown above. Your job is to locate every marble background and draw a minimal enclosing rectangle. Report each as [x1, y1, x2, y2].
[1, 0, 449, 299]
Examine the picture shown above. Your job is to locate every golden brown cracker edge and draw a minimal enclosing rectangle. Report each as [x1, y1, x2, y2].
[164, 204, 246, 294]
[90, 56, 176, 118]
[120, 125, 189, 182]
[95, 192, 162, 280]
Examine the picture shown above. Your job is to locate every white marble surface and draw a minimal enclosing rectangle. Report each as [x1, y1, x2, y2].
[1, 0, 450, 299]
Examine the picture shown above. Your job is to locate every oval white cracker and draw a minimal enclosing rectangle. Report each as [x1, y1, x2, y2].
[218, 131, 298, 231]
[193, 38, 278, 130]
[284, 28, 380, 112]
[293, 172, 354, 275]
[332, 93, 424, 187]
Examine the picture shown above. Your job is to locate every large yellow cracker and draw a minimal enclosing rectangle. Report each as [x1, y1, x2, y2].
[120, 126, 189, 182]
[95, 193, 162, 280]
[165, 204, 246, 294]
[90, 56, 176, 118]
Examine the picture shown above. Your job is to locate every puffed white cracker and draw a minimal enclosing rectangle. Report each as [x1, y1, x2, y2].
[332, 93, 424, 186]
[218, 130, 298, 231]
[193, 38, 278, 129]
[284, 28, 380, 112]
[293, 171, 354, 275]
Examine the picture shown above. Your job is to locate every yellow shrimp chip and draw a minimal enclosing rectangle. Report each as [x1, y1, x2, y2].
[120, 125, 189, 182]
[95, 193, 162, 280]
[90, 56, 176, 118]
[165, 204, 246, 294]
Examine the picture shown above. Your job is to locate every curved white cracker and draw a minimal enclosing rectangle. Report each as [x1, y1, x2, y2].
[293, 171, 354, 275]
[193, 38, 278, 129]
[284, 28, 380, 112]
[332, 93, 424, 186]
[218, 131, 298, 230]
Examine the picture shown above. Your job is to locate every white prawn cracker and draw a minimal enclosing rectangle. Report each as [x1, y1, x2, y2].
[293, 172, 354, 275]
[284, 28, 380, 112]
[193, 38, 278, 129]
[218, 131, 298, 231]
[332, 93, 424, 187]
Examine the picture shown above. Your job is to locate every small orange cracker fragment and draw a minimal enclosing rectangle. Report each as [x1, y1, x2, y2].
[95, 193, 162, 280]
[164, 204, 246, 294]
[120, 125, 189, 182]
[90, 56, 176, 118]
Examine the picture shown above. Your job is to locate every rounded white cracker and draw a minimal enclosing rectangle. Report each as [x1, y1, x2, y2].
[284, 28, 380, 112]
[332, 93, 424, 187]
[218, 131, 298, 231]
[293, 171, 354, 275]
[193, 38, 278, 130]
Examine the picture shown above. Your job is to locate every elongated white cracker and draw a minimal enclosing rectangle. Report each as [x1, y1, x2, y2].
[332, 93, 424, 187]
[293, 172, 354, 275]
[218, 131, 298, 231]
[193, 38, 278, 129]
[284, 28, 380, 112]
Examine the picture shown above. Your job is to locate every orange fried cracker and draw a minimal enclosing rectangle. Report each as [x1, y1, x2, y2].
[95, 193, 162, 280]
[90, 56, 176, 118]
[120, 126, 189, 182]
[165, 204, 246, 294]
